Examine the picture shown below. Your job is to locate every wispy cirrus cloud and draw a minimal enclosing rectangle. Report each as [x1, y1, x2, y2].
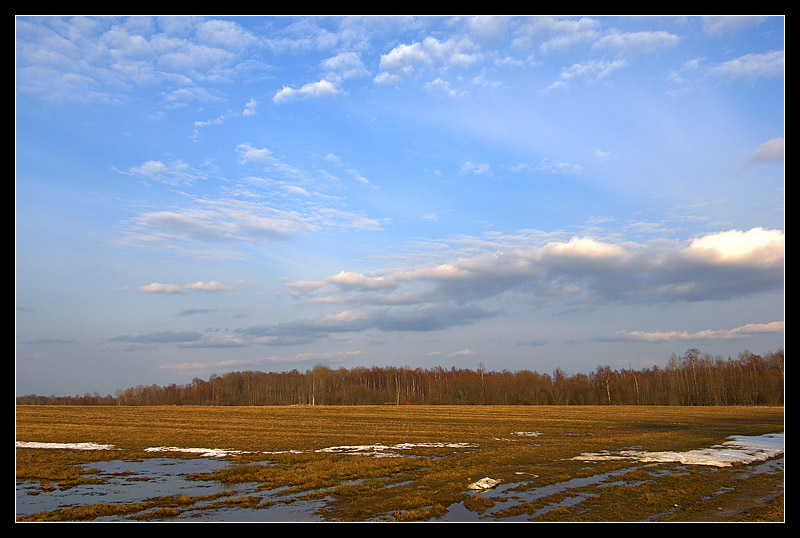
[118, 141, 383, 259]
[591, 29, 679, 56]
[707, 50, 784, 82]
[701, 16, 768, 37]
[512, 16, 600, 53]
[121, 159, 206, 186]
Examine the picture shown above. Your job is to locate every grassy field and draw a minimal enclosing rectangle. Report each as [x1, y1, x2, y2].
[15, 405, 784, 522]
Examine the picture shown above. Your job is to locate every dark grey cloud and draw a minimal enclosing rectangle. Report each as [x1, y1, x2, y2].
[235, 304, 494, 345]
[286, 229, 784, 310]
[106, 331, 204, 344]
[178, 308, 218, 316]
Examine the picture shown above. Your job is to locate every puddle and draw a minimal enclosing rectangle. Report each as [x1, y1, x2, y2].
[16, 432, 783, 522]
[438, 432, 784, 522]
[15, 456, 326, 521]
[437, 466, 634, 521]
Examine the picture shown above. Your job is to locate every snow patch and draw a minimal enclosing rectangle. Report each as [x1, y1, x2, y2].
[16, 441, 117, 451]
[572, 432, 783, 467]
[316, 442, 478, 458]
[144, 446, 250, 458]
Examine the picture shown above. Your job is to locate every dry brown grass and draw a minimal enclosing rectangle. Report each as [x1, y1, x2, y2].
[16, 405, 784, 522]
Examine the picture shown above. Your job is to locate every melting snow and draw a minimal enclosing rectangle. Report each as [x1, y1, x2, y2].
[17, 440, 478, 459]
[572, 433, 784, 467]
[16, 441, 117, 451]
[144, 446, 250, 458]
[316, 442, 478, 458]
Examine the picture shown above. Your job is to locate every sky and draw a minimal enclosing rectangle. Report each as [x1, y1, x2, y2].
[15, 15, 784, 397]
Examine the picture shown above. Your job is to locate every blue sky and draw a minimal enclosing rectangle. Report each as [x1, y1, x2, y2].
[16, 15, 784, 396]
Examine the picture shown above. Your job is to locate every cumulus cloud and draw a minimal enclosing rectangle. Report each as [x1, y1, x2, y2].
[16, 16, 265, 103]
[243, 98, 257, 116]
[195, 19, 256, 51]
[375, 36, 483, 85]
[462, 15, 509, 43]
[140, 282, 185, 294]
[273, 79, 342, 104]
[284, 227, 784, 312]
[184, 280, 234, 291]
[683, 227, 784, 266]
[320, 51, 369, 80]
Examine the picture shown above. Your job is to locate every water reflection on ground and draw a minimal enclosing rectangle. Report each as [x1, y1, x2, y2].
[16, 433, 784, 522]
[438, 455, 784, 522]
[16, 457, 326, 522]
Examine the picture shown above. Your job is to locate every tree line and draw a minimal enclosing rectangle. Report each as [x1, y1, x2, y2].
[16, 348, 783, 407]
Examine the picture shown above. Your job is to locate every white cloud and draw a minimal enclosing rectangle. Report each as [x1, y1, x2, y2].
[684, 227, 784, 266]
[512, 16, 600, 53]
[447, 348, 475, 357]
[535, 158, 583, 175]
[129, 160, 169, 177]
[347, 168, 376, 188]
[321, 51, 368, 80]
[748, 137, 784, 163]
[592, 30, 679, 56]
[460, 161, 492, 176]
[237, 143, 272, 163]
[616, 321, 784, 342]
[195, 19, 256, 51]
[702, 16, 767, 37]
[559, 58, 627, 83]
[123, 159, 201, 185]
[140, 282, 185, 294]
[184, 280, 234, 291]
[243, 98, 257, 116]
[284, 227, 784, 314]
[708, 50, 784, 82]
[424, 77, 464, 97]
[273, 79, 342, 104]
[463, 15, 509, 42]
[541, 236, 626, 259]
[323, 152, 377, 188]
[375, 36, 483, 85]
